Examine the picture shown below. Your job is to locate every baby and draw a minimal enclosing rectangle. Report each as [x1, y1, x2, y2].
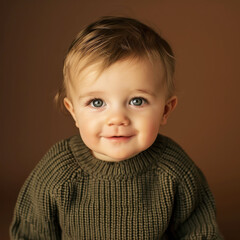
[10, 16, 223, 239]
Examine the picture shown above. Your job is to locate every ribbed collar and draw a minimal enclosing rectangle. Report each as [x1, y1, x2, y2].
[69, 134, 167, 179]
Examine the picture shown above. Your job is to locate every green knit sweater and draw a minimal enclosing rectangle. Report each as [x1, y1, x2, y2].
[10, 134, 223, 239]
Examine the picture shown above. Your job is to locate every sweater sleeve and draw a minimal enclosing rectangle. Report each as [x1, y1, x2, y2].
[170, 167, 223, 240]
[10, 161, 62, 239]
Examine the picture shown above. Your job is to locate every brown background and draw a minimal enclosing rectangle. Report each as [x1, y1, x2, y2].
[1, 0, 240, 239]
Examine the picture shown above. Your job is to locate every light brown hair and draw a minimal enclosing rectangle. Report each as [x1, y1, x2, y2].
[55, 16, 175, 113]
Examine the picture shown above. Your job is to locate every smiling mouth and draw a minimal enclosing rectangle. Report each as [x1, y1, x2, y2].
[104, 136, 133, 141]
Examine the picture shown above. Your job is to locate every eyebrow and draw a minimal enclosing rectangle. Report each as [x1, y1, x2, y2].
[78, 89, 156, 100]
[78, 91, 104, 99]
[135, 89, 156, 97]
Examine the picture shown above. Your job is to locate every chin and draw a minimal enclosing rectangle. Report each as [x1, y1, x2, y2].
[107, 152, 139, 162]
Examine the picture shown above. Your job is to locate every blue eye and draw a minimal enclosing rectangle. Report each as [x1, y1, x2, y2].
[130, 97, 146, 106]
[90, 99, 104, 108]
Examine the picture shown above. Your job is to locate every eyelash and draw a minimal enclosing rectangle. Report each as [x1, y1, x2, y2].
[86, 98, 105, 108]
[129, 97, 148, 106]
[85, 97, 148, 108]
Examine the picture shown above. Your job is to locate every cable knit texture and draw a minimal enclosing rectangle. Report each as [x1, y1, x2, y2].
[10, 134, 223, 239]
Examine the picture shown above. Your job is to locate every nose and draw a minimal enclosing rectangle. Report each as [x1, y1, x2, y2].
[107, 110, 130, 126]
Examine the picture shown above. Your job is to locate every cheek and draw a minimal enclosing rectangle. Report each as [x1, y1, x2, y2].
[76, 112, 102, 139]
[137, 110, 162, 130]
[77, 120, 99, 150]
[135, 112, 162, 142]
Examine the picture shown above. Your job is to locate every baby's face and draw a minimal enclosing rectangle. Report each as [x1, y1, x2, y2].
[64, 58, 177, 162]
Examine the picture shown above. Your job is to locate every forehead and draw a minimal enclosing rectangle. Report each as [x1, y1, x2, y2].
[69, 57, 166, 95]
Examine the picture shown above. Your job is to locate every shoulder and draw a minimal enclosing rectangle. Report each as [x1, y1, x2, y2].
[153, 135, 212, 205]
[154, 134, 204, 186]
[13, 136, 83, 224]
[26, 135, 81, 193]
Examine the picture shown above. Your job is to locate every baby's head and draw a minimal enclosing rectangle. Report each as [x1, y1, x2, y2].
[56, 16, 177, 162]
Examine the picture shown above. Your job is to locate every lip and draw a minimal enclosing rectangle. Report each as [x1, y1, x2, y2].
[103, 135, 134, 142]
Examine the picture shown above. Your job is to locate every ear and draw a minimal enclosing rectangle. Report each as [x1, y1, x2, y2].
[160, 96, 178, 126]
[63, 97, 79, 128]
